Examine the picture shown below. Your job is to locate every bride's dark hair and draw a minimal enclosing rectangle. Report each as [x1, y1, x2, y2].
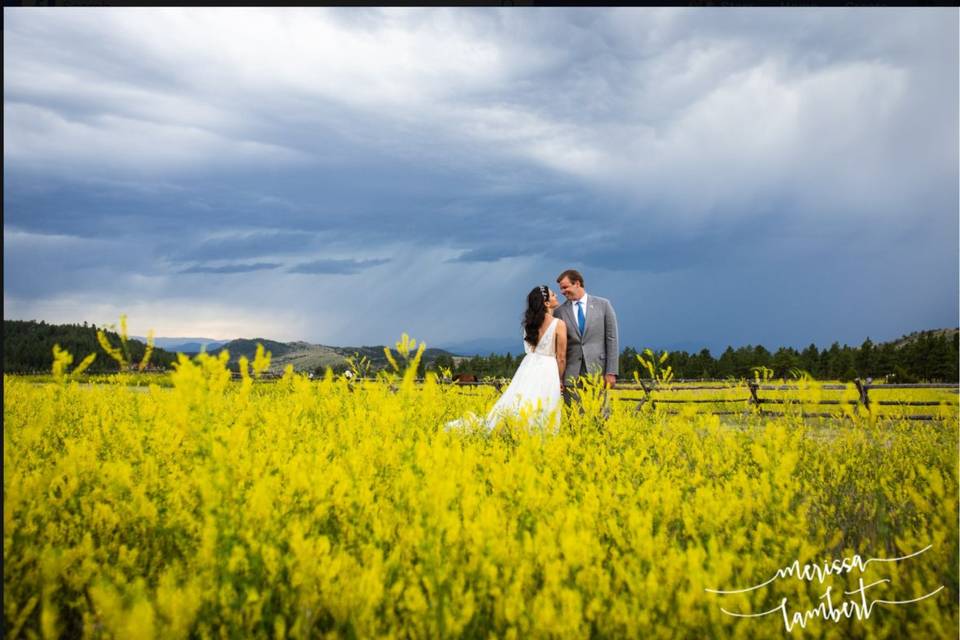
[523, 285, 550, 347]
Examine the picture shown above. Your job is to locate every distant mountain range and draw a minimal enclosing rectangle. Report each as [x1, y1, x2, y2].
[132, 336, 230, 353]
[143, 335, 713, 359]
[206, 338, 457, 373]
[141, 336, 526, 358]
[131, 335, 462, 373]
[436, 337, 526, 357]
[134, 334, 525, 363]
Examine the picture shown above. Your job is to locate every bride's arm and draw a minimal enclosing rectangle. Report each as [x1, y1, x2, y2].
[555, 321, 567, 381]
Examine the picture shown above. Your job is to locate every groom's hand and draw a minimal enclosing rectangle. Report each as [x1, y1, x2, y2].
[604, 373, 616, 388]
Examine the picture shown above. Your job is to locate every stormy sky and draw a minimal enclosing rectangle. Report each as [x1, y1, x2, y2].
[4, 7, 958, 354]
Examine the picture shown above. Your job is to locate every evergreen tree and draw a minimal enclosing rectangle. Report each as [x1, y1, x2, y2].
[856, 338, 876, 377]
[771, 347, 800, 378]
[800, 343, 821, 377]
[620, 346, 639, 378]
[694, 348, 716, 379]
[717, 347, 737, 378]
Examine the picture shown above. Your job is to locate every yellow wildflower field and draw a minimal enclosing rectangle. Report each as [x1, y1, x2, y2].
[4, 348, 958, 639]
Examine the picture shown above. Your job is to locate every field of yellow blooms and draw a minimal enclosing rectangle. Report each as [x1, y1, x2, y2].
[4, 342, 958, 639]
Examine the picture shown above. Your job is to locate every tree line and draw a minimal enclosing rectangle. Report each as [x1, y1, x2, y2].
[6, 319, 956, 383]
[3, 320, 178, 373]
[432, 331, 959, 382]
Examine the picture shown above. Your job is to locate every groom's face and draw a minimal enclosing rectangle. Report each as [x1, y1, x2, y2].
[558, 277, 584, 301]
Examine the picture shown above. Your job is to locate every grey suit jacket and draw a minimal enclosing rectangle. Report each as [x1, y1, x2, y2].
[556, 294, 619, 383]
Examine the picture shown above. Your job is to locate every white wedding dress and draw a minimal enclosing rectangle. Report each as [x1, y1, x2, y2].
[446, 317, 562, 434]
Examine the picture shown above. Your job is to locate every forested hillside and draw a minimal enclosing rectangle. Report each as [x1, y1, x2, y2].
[3, 320, 178, 373]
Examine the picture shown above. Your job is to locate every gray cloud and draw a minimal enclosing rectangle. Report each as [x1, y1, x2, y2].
[447, 247, 530, 264]
[287, 258, 390, 275]
[180, 262, 281, 274]
[168, 231, 321, 262]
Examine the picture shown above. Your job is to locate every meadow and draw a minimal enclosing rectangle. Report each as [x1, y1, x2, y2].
[3, 340, 958, 639]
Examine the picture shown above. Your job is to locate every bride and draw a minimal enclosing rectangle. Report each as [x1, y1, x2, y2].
[446, 285, 568, 433]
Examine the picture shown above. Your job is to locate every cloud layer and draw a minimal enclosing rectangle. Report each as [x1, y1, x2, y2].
[4, 8, 957, 352]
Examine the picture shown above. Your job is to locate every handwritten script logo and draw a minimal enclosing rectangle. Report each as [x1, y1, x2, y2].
[705, 545, 944, 631]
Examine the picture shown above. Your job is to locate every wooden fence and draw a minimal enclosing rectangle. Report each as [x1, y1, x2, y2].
[451, 379, 959, 421]
[617, 380, 957, 421]
[227, 373, 957, 421]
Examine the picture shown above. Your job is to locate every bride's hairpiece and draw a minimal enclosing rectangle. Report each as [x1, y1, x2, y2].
[539, 285, 548, 301]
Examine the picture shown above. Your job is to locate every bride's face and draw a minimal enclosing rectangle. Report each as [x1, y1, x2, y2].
[546, 290, 559, 309]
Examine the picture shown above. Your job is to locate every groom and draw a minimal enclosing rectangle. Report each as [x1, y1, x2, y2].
[555, 269, 619, 406]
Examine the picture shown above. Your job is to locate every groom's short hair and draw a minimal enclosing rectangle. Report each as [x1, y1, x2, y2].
[557, 269, 584, 287]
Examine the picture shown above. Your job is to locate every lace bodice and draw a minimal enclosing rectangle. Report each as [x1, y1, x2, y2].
[524, 317, 559, 357]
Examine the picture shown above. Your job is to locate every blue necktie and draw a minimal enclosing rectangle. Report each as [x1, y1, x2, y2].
[577, 301, 585, 335]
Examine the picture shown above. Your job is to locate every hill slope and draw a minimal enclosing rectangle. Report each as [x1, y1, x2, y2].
[4, 320, 178, 373]
[209, 339, 457, 373]
[889, 328, 959, 349]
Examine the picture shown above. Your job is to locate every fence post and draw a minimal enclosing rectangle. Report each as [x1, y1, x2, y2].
[748, 381, 762, 415]
[854, 378, 870, 414]
[637, 378, 654, 411]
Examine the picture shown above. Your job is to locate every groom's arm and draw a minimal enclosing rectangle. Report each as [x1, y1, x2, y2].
[604, 299, 619, 378]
